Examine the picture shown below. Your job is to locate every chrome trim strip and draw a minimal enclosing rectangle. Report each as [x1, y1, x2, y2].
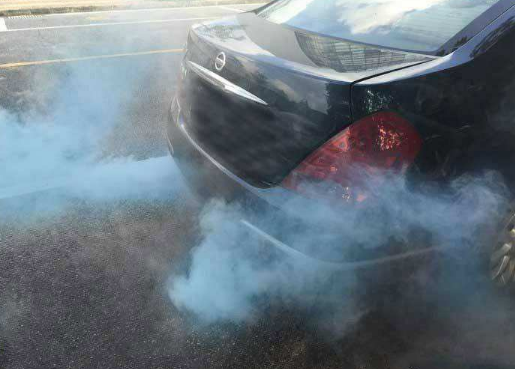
[187, 60, 268, 106]
[240, 219, 445, 271]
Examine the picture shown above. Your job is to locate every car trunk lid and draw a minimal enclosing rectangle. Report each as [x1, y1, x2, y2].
[177, 12, 432, 188]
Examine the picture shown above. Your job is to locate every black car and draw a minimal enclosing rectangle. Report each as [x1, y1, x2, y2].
[168, 0, 515, 289]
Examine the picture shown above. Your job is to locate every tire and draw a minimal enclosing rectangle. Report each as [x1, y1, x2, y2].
[490, 208, 515, 288]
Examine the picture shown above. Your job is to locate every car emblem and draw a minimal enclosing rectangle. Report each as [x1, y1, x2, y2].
[214, 52, 226, 72]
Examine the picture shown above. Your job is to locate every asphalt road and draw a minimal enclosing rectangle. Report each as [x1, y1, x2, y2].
[1, 5, 515, 369]
[0, 4, 258, 159]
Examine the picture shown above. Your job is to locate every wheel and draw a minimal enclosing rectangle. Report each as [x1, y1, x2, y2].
[491, 212, 515, 287]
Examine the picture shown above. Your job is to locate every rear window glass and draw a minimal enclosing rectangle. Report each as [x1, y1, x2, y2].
[257, 0, 502, 53]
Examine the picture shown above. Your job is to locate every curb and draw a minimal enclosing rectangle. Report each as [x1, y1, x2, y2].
[0, 0, 265, 17]
[0, 6, 116, 17]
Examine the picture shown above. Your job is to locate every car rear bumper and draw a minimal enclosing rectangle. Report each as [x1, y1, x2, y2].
[167, 98, 444, 273]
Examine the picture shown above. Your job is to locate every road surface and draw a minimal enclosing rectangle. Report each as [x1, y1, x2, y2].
[0, 5, 514, 369]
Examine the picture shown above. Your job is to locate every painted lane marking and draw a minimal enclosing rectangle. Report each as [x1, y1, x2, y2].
[0, 18, 7, 32]
[0, 48, 184, 69]
[4, 16, 213, 31]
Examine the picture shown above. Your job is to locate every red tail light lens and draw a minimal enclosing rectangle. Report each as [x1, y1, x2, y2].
[282, 111, 422, 201]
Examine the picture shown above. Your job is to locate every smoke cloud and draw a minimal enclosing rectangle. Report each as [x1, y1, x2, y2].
[168, 170, 509, 335]
[169, 199, 358, 326]
[1, 51, 510, 354]
[0, 61, 185, 225]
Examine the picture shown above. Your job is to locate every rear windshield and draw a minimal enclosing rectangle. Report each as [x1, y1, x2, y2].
[257, 0, 502, 53]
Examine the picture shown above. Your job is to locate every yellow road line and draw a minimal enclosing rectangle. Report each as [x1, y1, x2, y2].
[0, 48, 184, 69]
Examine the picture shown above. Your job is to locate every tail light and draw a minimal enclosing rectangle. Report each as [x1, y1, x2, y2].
[282, 111, 422, 202]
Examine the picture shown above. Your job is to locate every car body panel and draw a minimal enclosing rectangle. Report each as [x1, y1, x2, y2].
[351, 6, 515, 184]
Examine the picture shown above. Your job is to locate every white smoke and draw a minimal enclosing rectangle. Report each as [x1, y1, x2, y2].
[0, 61, 185, 224]
[168, 171, 508, 334]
